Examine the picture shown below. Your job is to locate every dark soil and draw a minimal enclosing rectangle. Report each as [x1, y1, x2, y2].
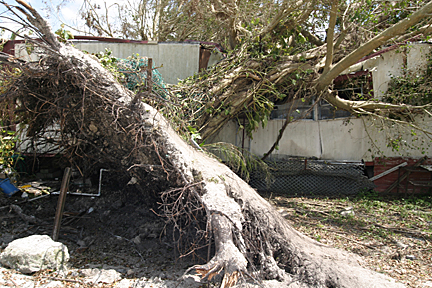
[0, 176, 200, 281]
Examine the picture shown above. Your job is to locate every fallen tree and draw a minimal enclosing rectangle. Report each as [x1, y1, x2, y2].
[0, 1, 406, 287]
[162, 1, 432, 154]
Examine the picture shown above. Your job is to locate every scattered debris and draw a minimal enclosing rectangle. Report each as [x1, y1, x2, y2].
[269, 195, 431, 287]
[340, 206, 355, 217]
[10, 204, 41, 224]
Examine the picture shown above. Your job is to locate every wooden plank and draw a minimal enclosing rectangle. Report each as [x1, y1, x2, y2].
[370, 162, 407, 181]
[52, 167, 72, 241]
[383, 156, 427, 194]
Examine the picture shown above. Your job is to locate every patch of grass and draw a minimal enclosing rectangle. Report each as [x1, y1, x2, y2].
[267, 192, 432, 288]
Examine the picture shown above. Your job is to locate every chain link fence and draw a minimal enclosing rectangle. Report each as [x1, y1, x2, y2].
[249, 157, 375, 197]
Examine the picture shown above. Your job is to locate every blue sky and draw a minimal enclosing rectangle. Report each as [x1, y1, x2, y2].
[28, 0, 84, 30]
[1, 0, 114, 38]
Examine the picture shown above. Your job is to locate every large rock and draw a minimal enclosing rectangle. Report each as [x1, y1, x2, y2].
[0, 235, 69, 274]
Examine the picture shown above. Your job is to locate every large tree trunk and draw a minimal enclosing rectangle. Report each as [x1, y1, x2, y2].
[0, 2, 405, 288]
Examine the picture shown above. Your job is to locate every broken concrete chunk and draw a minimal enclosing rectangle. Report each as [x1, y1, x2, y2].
[0, 235, 69, 274]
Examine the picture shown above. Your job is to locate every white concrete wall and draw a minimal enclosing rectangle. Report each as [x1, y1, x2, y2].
[250, 120, 321, 158]
[371, 49, 405, 99]
[370, 43, 432, 99]
[210, 43, 432, 161]
[210, 116, 432, 161]
[71, 41, 200, 84]
[14, 43, 44, 61]
[15, 41, 200, 84]
[407, 43, 432, 74]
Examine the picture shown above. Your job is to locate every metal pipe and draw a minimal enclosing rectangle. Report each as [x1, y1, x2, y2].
[51, 168, 108, 197]
[97, 168, 108, 197]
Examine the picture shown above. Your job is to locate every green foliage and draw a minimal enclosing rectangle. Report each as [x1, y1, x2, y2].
[93, 49, 124, 81]
[55, 24, 74, 43]
[94, 50, 168, 99]
[386, 59, 432, 107]
[187, 126, 201, 142]
[0, 129, 21, 178]
[202, 142, 272, 184]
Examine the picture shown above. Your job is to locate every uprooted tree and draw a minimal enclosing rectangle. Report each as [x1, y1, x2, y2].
[1, 1, 430, 287]
[77, 0, 432, 152]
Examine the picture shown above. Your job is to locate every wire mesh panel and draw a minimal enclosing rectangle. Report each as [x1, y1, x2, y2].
[249, 158, 375, 197]
[116, 57, 168, 98]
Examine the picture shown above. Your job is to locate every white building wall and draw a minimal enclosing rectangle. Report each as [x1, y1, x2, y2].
[249, 120, 321, 158]
[211, 116, 432, 162]
[71, 41, 200, 84]
[371, 43, 432, 99]
[15, 41, 201, 85]
[371, 49, 405, 99]
[211, 43, 432, 161]
[407, 43, 432, 74]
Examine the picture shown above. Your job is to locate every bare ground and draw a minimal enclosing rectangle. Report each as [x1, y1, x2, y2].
[265, 192, 432, 288]
[0, 178, 431, 287]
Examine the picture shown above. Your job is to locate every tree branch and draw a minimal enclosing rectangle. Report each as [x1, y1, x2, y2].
[13, 0, 60, 49]
[258, 0, 310, 38]
[322, 0, 338, 75]
[325, 91, 431, 114]
[300, 29, 324, 46]
[317, 1, 432, 92]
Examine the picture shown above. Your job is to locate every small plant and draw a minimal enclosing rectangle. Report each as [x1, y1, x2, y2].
[55, 24, 74, 43]
[94, 48, 124, 81]
[0, 129, 20, 179]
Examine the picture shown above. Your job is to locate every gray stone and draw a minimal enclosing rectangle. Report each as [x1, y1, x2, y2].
[0, 235, 69, 274]
[0, 233, 15, 247]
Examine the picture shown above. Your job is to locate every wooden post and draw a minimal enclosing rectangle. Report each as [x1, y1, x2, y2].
[52, 167, 72, 241]
[147, 58, 153, 93]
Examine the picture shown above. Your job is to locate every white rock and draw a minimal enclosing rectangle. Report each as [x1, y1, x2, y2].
[340, 209, 355, 217]
[133, 235, 141, 244]
[115, 279, 136, 288]
[0, 235, 69, 274]
[79, 268, 122, 284]
[39, 281, 64, 288]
